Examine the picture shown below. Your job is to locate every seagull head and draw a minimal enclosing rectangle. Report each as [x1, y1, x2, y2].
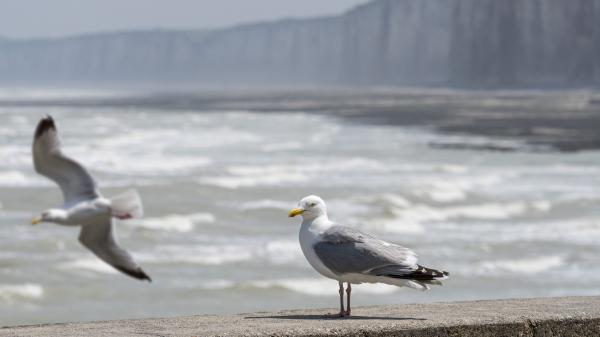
[288, 195, 327, 220]
[31, 209, 67, 225]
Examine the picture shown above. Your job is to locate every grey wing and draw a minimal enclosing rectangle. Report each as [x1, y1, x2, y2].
[78, 219, 151, 282]
[32, 116, 99, 206]
[313, 225, 419, 277]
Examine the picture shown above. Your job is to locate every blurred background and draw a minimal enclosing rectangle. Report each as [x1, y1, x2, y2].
[1, 0, 600, 327]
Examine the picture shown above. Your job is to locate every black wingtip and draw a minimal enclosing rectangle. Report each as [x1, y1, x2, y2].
[382, 265, 449, 281]
[34, 115, 56, 139]
[115, 265, 152, 282]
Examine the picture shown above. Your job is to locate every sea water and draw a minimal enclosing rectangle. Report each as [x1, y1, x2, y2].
[1, 94, 600, 326]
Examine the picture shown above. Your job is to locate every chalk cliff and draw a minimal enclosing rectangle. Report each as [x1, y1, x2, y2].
[0, 0, 598, 86]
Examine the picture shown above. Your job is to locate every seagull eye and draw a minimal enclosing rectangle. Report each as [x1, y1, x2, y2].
[309, 202, 317, 207]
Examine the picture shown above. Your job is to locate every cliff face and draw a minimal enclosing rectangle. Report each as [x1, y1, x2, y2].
[339, 0, 600, 86]
[447, 0, 600, 85]
[0, 0, 598, 86]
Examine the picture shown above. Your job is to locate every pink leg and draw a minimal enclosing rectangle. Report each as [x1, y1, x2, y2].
[324, 282, 347, 318]
[338, 281, 345, 316]
[114, 213, 132, 220]
[344, 283, 352, 317]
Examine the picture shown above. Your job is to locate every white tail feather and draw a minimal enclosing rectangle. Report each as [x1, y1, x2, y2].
[401, 280, 430, 291]
[109, 189, 144, 219]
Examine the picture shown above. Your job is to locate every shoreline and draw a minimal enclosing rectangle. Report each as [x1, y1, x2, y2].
[2, 88, 600, 152]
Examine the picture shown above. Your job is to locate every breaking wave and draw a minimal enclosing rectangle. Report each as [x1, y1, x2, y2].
[0, 283, 44, 302]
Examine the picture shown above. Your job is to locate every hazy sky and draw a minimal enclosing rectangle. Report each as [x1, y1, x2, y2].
[0, 0, 367, 39]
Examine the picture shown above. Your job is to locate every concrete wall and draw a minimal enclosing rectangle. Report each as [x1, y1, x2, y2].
[2, 296, 600, 336]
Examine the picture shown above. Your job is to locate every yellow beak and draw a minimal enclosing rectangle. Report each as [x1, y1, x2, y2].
[288, 208, 305, 217]
[31, 216, 41, 225]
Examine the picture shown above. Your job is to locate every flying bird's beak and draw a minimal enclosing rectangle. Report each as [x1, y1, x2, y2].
[288, 208, 305, 217]
[31, 216, 41, 225]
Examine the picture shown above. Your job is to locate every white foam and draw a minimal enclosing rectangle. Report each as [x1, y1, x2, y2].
[179, 248, 252, 265]
[200, 173, 306, 189]
[442, 202, 529, 220]
[198, 158, 387, 189]
[373, 200, 552, 235]
[494, 218, 600, 245]
[0, 171, 40, 187]
[198, 280, 236, 290]
[412, 175, 504, 203]
[0, 283, 44, 301]
[57, 258, 118, 274]
[247, 278, 335, 296]
[0, 145, 32, 166]
[392, 201, 544, 224]
[376, 193, 412, 208]
[531, 201, 552, 212]
[438, 164, 469, 174]
[191, 127, 263, 148]
[479, 256, 565, 275]
[77, 125, 265, 176]
[372, 218, 427, 234]
[247, 278, 399, 296]
[260, 240, 304, 265]
[138, 238, 304, 267]
[423, 186, 467, 203]
[188, 276, 401, 295]
[240, 199, 292, 211]
[326, 198, 373, 220]
[92, 155, 212, 176]
[435, 215, 600, 246]
[142, 245, 253, 265]
[128, 213, 215, 233]
[544, 164, 600, 175]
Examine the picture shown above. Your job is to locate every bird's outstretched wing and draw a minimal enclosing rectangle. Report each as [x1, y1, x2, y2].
[32, 115, 99, 206]
[78, 219, 151, 282]
[314, 225, 446, 281]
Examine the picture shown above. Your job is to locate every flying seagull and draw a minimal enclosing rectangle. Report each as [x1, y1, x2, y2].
[31, 115, 151, 282]
[289, 195, 448, 317]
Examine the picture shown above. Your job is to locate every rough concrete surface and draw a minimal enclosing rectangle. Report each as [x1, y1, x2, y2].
[2, 296, 600, 337]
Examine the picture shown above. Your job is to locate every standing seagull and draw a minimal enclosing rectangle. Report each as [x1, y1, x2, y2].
[31, 115, 151, 282]
[289, 195, 447, 317]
